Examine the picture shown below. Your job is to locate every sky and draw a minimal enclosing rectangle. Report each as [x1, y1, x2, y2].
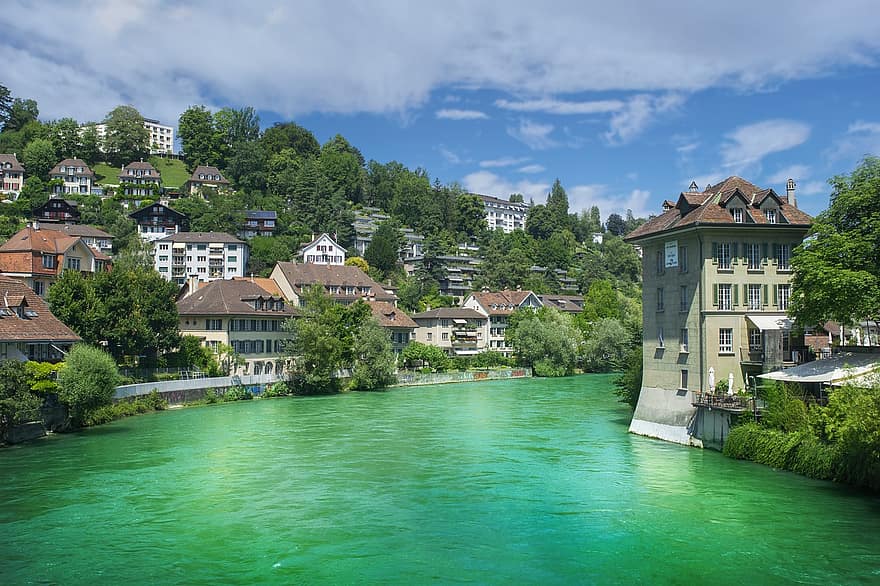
[3, 0, 880, 220]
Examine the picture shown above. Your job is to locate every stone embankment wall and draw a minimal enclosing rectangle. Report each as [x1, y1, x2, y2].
[114, 374, 283, 405]
[394, 368, 531, 387]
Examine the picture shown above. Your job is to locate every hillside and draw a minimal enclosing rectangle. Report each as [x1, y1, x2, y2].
[92, 158, 189, 189]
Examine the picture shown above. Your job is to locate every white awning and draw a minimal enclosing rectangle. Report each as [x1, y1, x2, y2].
[746, 315, 793, 331]
[759, 352, 880, 384]
[452, 318, 468, 324]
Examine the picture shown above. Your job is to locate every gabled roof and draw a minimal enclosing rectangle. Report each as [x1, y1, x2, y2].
[189, 165, 229, 184]
[49, 158, 95, 177]
[626, 176, 813, 242]
[0, 154, 25, 172]
[301, 232, 344, 251]
[538, 294, 584, 313]
[468, 289, 537, 315]
[231, 276, 284, 298]
[0, 226, 83, 255]
[367, 300, 417, 328]
[177, 279, 297, 317]
[128, 202, 188, 222]
[245, 210, 277, 220]
[157, 232, 245, 244]
[274, 261, 397, 302]
[123, 161, 159, 172]
[56, 224, 113, 239]
[0, 275, 80, 343]
[411, 307, 486, 320]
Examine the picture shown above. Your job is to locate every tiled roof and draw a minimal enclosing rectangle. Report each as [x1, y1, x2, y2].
[177, 279, 297, 317]
[189, 166, 229, 183]
[123, 161, 159, 171]
[158, 232, 245, 244]
[625, 176, 813, 242]
[274, 261, 397, 302]
[128, 202, 187, 221]
[231, 276, 284, 298]
[0, 276, 81, 343]
[49, 158, 95, 177]
[0, 226, 81, 254]
[0, 154, 25, 172]
[411, 307, 486, 320]
[470, 289, 535, 315]
[367, 300, 417, 328]
[245, 210, 277, 220]
[57, 224, 113, 239]
[538, 294, 584, 313]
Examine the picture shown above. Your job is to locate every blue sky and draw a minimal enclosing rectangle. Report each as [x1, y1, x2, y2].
[3, 1, 880, 219]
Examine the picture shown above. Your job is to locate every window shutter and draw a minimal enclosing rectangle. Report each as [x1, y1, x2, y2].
[773, 284, 778, 306]
[712, 242, 718, 263]
[733, 284, 739, 306]
[713, 284, 718, 306]
[763, 284, 769, 307]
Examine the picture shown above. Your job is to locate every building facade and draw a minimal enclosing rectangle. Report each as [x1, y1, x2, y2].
[185, 166, 230, 195]
[49, 159, 95, 195]
[33, 198, 81, 224]
[154, 232, 249, 284]
[477, 194, 530, 233]
[89, 118, 174, 155]
[0, 275, 81, 362]
[367, 300, 417, 355]
[119, 161, 162, 197]
[411, 308, 487, 356]
[0, 154, 25, 198]
[463, 289, 543, 355]
[239, 210, 277, 239]
[624, 176, 812, 445]
[301, 233, 346, 265]
[270, 261, 397, 307]
[129, 202, 188, 242]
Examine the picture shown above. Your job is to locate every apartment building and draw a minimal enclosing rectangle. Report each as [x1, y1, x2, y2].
[270, 261, 397, 307]
[49, 159, 95, 195]
[411, 308, 487, 356]
[154, 232, 249, 284]
[89, 118, 174, 155]
[477, 193, 530, 233]
[0, 154, 25, 198]
[353, 208, 424, 259]
[239, 210, 277, 239]
[463, 289, 543, 355]
[624, 177, 812, 445]
[367, 300, 417, 354]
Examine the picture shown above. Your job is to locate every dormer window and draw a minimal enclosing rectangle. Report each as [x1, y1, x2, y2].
[765, 209, 777, 224]
[732, 208, 743, 223]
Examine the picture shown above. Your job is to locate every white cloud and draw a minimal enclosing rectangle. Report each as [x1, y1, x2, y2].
[604, 93, 685, 145]
[438, 146, 462, 164]
[828, 120, 880, 161]
[799, 180, 827, 196]
[435, 109, 488, 120]
[766, 164, 811, 185]
[720, 119, 811, 172]
[848, 121, 880, 134]
[518, 164, 545, 174]
[507, 119, 557, 150]
[462, 171, 550, 201]
[4, 2, 879, 123]
[495, 98, 623, 115]
[479, 157, 529, 168]
[568, 184, 654, 218]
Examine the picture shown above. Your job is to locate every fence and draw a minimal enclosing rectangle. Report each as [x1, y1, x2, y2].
[115, 373, 283, 405]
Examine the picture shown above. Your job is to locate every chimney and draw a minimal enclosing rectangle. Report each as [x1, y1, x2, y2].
[688, 181, 698, 192]
[786, 178, 797, 208]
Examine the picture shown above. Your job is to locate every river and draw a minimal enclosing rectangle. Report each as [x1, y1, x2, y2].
[1, 374, 878, 584]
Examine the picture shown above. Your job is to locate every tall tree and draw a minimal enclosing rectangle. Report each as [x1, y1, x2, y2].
[47, 118, 81, 160]
[178, 105, 221, 169]
[605, 213, 627, 236]
[214, 106, 261, 149]
[4, 98, 39, 132]
[103, 105, 149, 166]
[261, 122, 319, 159]
[455, 193, 488, 240]
[0, 84, 12, 128]
[348, 317, 397, 391]
[78, 124, 102, 165]
[365, 219, 404, 278]
[791, 157, 880, 327]
[21, 138, 57, 180]
[546, 179, 569, 230]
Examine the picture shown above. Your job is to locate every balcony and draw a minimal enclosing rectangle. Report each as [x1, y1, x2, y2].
[692, 391, 757, 413]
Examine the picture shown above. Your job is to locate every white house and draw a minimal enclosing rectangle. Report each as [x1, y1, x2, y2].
[301, 233, 345, 265]
[154, 232, 249, 285]
[463, 289, 543, 355]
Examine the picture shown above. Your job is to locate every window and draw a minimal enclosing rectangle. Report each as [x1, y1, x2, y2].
[719, 328, 733, 354]
[680, 370, 689, 390]
[777, 244, 791, 270]
[765, 209, 777, 223]
[197, 256, 206, 262]
[748, 284, 761, 310]
[658, 327, 664, 348]
[679, 246, 688, 273]
[656, 288, 664, 311]
[66, 258, 80, 271]
[718, 284, 731, 311]
[716, 242, 731, 269]
[656, 249, 664, 275]
[679, 285, 688, 312]
[778, 284, 791, 310]
[33, 281, 45, 296]
[229, 244, 237, 251]
[680, 328, 689, 353]
[159, 244, 169, 251]
[427, 332, 433, 341]
[206, 319, 222, 330]
[159, 267, 168, 272]
[745, 243, 760, 270]
[42, 255, 55, 269]
[197, 244, 206, 251]
[732, 208, 743, 223]
[749, 328, 762, 350]
[442, 332, 449, 341]
[227, 256, 237, 263]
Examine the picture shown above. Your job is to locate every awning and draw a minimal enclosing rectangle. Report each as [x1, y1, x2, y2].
[759, 352, 880, 384]
[452, 318, 468, 324]
[746, 315, 793, 331]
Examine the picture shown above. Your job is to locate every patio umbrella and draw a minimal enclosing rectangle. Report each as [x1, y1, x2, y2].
[708, 367, 715, 393]
[728, 372, 735, 395]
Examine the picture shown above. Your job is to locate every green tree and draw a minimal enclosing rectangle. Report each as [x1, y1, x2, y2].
[526, 204, 557, 240]
[791, 157, 880, 328]
[400, 341, 450, 371]
[455, 193, 488, 240]
[365, 219, 403, 278]
[47, 117, 81, 160]
[0, 360, 41, 438]
[606, 213, 627, 236]
[506, 307, 582, 376]
[57, 344, 120, 426]
[78, 124, 103, 165]
[247, 235, 298, 276]
[509, 193, 524, 203]
[262, 122, 319, 159]
[614, 344, 643, 409]
[0, 84, 12, 128]
[546, 178, 569, 230]
[581, 279, 622, 323]
[103, 105, 149, 166]
[348, 317, 397, 391]
[581, 317, 629, 372]
[22, 138, 57, 180]
[214, 106, 260, 156]
[5, 98, 39, 132]
[178, 105, 221, 169]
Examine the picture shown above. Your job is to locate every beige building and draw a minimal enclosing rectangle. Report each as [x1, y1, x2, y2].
[0, 154, 25, 198]
[624, 177, 812, 445]
[177, 279, 297, 376]
[462, 289, 542, 356]
[411, 308, 487, 356]
[49, 158, 95, 195]
[367, 300, 417, 355]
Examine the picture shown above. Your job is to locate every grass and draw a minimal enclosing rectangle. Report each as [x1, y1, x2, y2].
[91, 158, 190, 189]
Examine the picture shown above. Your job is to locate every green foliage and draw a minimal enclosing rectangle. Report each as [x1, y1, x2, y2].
[760, 382, 808, 433]
[581, 317, 629, 372]
[506, 307, 582, 377]
[347, 317, 397, 391]
[5, 98, 39, 133]
[103, 105, 149, 166]
[178, 105, 223, 169]
[0, 360, 42, 436]
[723, 423, 839, 480]
[81, 390, 167, 427]
[471, 351, 511, 368]
[791, 156, 880, 328]
[614, 345, 643, 409]
[400, 341, 450, 372]
[262, 381, 292, 398]
[22, 137, 57, 180]
[546, 178, 570, 231]
[57, 344, 121, 426]
[364, 219, 403, 278]
[24, 361, 62, 395]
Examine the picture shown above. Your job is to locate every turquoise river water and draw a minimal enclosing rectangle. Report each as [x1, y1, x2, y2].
[2, 374, 879, 584]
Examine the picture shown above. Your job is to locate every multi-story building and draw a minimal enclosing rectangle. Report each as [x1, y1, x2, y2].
[49, 159, 95, 195]
[239, 210, 277, 239]
[154, 232, 249, 284]
[0, 154, 25, 198]
[411, 308, 487, 356]
[367, 300, 417, 355]
[353, 208, 424, 259]
[270, 261, 397, 307]
[623, 176, 812, 446]
[129, 202, 188, 242]
[477, 193, 530, 233]
[0, 275, 81, 362]
[185, 166, 230, 195]
[404, 245, 482, 303]
[55, 224, 114, 256]
[0, 224, 112, 297]
[177, 279, 296, 376]
[88, 118, 174, 155]
[538, 294, 585, 314]
[119, 160, 162, 197]
[300, 233, 346, 265]
[33, 198, 81, 224]
[463, 289, 543, 355]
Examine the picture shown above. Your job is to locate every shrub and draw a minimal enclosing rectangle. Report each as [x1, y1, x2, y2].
[81, 390, 168, 427]
[57, 344, 121, 427]
[221, 385, 253, 402]
[262, 381, 291, 398]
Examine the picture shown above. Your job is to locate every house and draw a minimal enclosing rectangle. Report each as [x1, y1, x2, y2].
[0, 224, 112, 297]
[153, 232, 248, 285]
[367, 300, 417, 354]
[410, 308, 487, 356]
[0, 275, 80, 362]
[49, 158, 95, 195]
[270, 261, 397, 306]
[185, 165, 230, 195]
[463, 289, 543, 355]
[301, 233, 345, 265]
[623, 176, 812, 446]
[55, 224, 114, 256]
[353, 208, 424, 259]
[129, 202, 188, 242]
[538, 294, 585, 314]
[33, 198, 81, 224]
[177, 279, 297, 376]
[239, 210, 277, 239]
[119, 160, 162, 197]
[0, 154, 25, 198]
[477, 193, 530, 233]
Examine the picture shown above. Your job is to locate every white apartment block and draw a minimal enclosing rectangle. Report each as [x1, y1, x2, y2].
[478, 194, 530, 233]
[87, 117, 175, 155]
[154, 232, 249, 285]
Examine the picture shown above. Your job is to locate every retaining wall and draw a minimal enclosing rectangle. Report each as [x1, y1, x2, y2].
[114, 374, 283, 405]
[394, 368, 531, 387]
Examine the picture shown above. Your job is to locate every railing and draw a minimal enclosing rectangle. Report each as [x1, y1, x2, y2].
[692, 391, 756, 412]
[739, 346, 764, 364]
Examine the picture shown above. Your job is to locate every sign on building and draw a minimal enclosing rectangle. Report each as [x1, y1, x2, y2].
[665, 240, 678, 268]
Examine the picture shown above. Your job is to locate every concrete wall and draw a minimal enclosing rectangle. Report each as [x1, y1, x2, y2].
[394, 368, 531, 387]
[115, 373, 283, 405]
[629, 386, 702, 447]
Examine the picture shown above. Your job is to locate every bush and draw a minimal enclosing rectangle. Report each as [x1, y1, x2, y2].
[760, 382, 808, 432]
[221, 385, 253, 402]
[57, 344, 121, 427]
[262, 381, 292, 398]
[471, 351, 511, 369]
[81, 390, 168, 427]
